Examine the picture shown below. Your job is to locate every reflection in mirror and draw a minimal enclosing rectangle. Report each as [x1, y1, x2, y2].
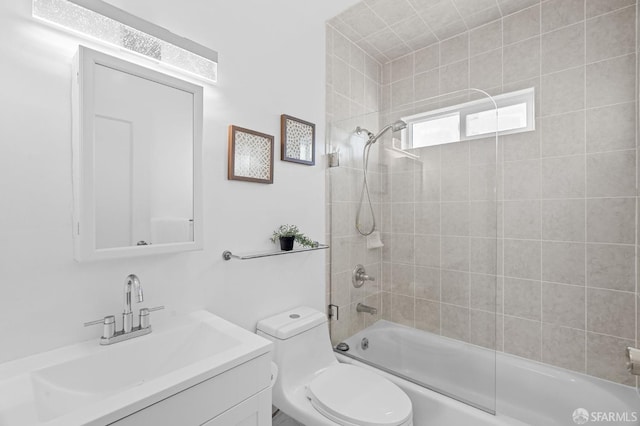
[73, 46, 203, 261]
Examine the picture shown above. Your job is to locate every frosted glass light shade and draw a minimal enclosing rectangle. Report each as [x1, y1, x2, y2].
[33, 0, 217, 83]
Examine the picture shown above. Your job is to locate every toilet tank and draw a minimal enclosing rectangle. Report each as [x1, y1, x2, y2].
[257, 307, 338, 385]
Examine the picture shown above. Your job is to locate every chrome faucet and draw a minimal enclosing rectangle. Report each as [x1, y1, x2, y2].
[84, 274, 164, 345]
[123, 274, 143, 333]
[357, 303, 378, 315]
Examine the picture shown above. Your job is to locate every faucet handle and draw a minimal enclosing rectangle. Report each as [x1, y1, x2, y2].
[84, 315, 116, 339]
[139, 306, 164, 329]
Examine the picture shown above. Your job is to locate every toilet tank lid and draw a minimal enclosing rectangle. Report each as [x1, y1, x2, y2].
[256, 306, 327, 339]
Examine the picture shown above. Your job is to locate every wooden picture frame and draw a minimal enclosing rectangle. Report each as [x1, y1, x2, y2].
[228, 125, 274, 184]
[281, 114, 315, 166]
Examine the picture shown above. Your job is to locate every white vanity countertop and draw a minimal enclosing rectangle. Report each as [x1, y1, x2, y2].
[0, 310, 272, 426]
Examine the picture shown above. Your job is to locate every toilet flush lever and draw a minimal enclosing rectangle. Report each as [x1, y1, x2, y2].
[352, 264, 375, 288]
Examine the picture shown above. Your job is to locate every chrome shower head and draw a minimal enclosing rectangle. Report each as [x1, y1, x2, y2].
[390, 119, 407, 132]
[367, 119, 407, 146]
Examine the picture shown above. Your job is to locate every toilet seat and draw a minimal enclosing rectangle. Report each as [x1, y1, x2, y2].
[306, 364, 413, 426]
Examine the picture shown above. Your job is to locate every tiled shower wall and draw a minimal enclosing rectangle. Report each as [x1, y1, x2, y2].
[327, 0, 638, 386]
[325, 24, 386, 340]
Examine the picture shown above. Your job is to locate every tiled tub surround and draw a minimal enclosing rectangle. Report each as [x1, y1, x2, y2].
[326, 0, 639, 387]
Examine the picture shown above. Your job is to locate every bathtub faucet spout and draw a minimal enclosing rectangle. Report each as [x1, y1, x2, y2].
[356, 303, 377, 315]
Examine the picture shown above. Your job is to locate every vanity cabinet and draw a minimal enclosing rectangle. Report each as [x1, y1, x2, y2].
[110, 353, 271, 426]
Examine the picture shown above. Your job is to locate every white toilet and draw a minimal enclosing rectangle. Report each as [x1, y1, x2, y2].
[257, 306, 413, 426]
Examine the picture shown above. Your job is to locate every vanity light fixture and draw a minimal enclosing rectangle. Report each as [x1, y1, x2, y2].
[32, 0, 218, 83]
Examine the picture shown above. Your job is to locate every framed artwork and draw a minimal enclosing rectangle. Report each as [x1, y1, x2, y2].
[228, 125, 274, 184]
[281, 114, 315, 166]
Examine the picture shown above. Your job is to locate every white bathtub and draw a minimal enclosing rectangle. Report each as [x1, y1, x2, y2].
[336, 320, 639, 426]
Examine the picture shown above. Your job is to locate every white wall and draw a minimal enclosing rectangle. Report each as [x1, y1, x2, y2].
[0, 0, 357, 363]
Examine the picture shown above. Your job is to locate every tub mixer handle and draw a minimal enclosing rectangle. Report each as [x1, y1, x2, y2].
[352, 264, 375, 288]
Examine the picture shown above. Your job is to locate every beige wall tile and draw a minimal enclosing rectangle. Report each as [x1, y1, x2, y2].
[586, 6, 636, 63]
[441, 303, 470, 341]
[540, 111, 585, 157]
[391, 202, 415, 233]
[391, 77, 414, 109]
[586, 150, 636, 198]
[504, 200, 541, 239]
[415, 298, 440, 333]
[541, 199, 585, 242]
[541, 0, 585, 32]
[503, 5, 541, 45]
[541, 242, 586, 286]
[414, 44, 440, 73]
[542, 324, 586, 372]
[441, 166, 470, 201]
[441, 202, 470, 236]
[586, 103, 637, 153]
[586, 197, 636, 244]
[470, 309, 498, 349]
[415, 235, 441, 267]
[502, 123, 541, 161]
[504, 37, 541, 83]
[390, 262, 414, 297]
[470, 165, 498, 201]
[587, 244, 636, 292]
[541, 282, 585, 328]
[470, 20, 502, 56]
[586, 0, 636, 18]
[504, 277, 542, 320]
[541, 66, 585, 116]
[504, 239, 542, 280]
[391, 54, 414, 82]
[391, 293, 415, 326]
[504, 315, 542, 360]
[470, 273, 501, 313]
[470, 49, 503, 90]
[541, 155, 585, 198]
[441, 270, 470, 306]
[469, 201, 498, 238]
[440, 59, 470, 93]
[541, 23, 585, 74]
[390, 233, 415, 263]
[415, 202, 441, 235]
[414, 69, 440, 101]
[415, 168, 441, 202]
[504, 159, 541, 199]
[587, 288, 636, 339]
[470, 237, 498, 275]
[441, 33, 470, 66]
[586, 54, 636, 108]
[586, 332, 636, 385]
[441, 236, 470, 271]
[415, 266, 441, 300]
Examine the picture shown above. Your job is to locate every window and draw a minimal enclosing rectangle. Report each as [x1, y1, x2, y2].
[401, 88, 535, 149]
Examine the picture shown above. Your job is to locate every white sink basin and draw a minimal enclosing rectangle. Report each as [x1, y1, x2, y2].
[0, 310, 272, 426]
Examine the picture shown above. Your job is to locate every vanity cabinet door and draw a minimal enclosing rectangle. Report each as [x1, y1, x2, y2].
[202, 388, 271, 426]
[109, 354, 271, 426]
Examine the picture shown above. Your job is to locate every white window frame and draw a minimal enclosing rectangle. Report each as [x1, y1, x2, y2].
[401, 87, 535, 149]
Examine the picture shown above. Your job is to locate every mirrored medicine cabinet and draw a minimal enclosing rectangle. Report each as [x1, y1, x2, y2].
[72, 46, 203, 261]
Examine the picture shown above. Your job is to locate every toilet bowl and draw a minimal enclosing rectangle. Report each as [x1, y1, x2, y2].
[257, 306, 413, 426]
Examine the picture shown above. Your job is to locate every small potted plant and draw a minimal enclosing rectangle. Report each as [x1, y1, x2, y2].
[270, 224, 318, 251]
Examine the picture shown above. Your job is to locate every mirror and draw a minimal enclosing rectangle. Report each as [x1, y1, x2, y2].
[72, 46, 203, 261]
